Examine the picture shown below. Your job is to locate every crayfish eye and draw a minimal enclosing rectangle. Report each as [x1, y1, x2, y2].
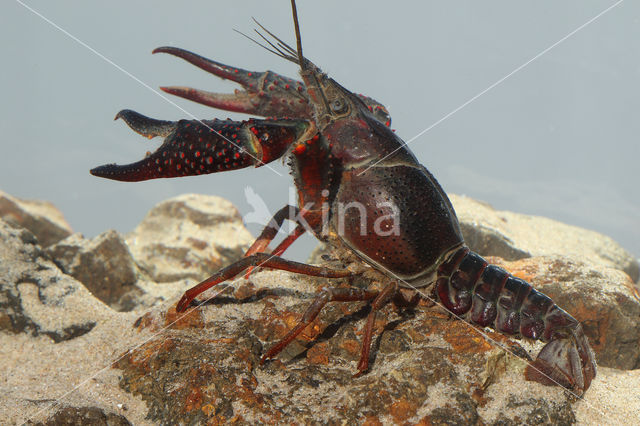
[330, 98, 347, 114]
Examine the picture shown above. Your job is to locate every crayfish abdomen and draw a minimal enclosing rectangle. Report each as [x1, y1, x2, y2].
[437, 247, 596, 392]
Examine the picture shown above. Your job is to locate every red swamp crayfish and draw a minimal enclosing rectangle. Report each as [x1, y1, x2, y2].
[91, 0, 596, 394]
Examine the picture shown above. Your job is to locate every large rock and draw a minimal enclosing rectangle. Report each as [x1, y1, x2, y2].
[449, 195, 639, 282]
[0, 218, 159, 425]
[113, 255, 640, 424]
[125, 194, 253, 283]
[0, 220, 113, 342]
[31, 406, 132, 426]
[47, 231, 146, 312]
[113, 270, 574, 424]
[0, 190, 73, 248]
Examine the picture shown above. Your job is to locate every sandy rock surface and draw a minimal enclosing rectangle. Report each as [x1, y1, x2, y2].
[125, 194, 253, 283]
[47, 230, 145, 312]
[0, 221, 150, 425]
[114, 271, 576, 424]
[0, 191, 638, 425]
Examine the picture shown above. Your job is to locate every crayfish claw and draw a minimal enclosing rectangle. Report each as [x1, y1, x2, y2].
[153, 46, 259, 87]
[151, 45, 393, 125]
[159, 86, 257, 115]
[115, 109, 176, 139]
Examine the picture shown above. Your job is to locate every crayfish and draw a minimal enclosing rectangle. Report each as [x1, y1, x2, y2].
[91, 0, 596, 394]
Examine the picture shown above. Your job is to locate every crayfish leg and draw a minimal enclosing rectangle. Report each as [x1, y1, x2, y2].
[243, 205, 310, 278]
[260, 286, 379, 365]
[176, 253, 352, 312]
[354, 281, 398, 377]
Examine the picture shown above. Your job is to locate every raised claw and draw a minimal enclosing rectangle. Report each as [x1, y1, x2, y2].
[152, 46, 392, 126]
[91, 109, 311, 182]
[153, 46, 310, 118]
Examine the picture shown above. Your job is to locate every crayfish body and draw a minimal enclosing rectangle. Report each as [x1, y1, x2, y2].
[91, 1, 596, 394]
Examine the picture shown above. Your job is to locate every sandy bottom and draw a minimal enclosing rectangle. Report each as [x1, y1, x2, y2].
[0, 311, 154, 425]
[574, 367, 640, 425]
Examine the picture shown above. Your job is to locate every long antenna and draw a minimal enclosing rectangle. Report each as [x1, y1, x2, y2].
[290, 0, 305, 67]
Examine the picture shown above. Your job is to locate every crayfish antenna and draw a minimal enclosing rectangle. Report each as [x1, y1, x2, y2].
[290, 0, 305, 69]
[233, 1, 309, 69]
[234, 18, 300, 66]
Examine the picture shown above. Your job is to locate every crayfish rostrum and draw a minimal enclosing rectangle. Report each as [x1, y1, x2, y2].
[91, 0, 596, 394]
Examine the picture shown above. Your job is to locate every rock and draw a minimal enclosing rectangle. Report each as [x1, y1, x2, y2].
[307, 242, 332, 265]
[2, 192, 639, 424]
[31, 406, 131, 426]
[112, 266, 582, 424]
[0, 217, 158, 425]
[125, 194, 253, 283]
[490, 256, 640, 370]
[0, 220, 114, 342]
[449, 194, 639, 282]
[47, 231, 145, 312]
[0, 190, 73, 248]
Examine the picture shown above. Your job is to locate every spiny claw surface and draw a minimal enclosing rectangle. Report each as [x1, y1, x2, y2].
[91, 110, 310, 182]
[154, 46, 310, 118]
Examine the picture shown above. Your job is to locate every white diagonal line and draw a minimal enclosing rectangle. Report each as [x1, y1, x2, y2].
[15, 0, 285, 177]
[359, 0, 624, 175]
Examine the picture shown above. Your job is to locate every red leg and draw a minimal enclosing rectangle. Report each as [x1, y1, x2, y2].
[244, 205, 301, 257]
[260, 286, 379, 364]
[354, 281, 398, 377]
[243, 206, 308, 278]
[245, 224, 307, 279]
[176, 253, 352, 312]
[272, 223, 307, 257]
